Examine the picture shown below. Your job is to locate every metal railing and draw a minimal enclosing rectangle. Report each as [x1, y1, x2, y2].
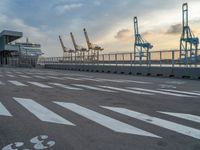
[38, 49, 200, 68]
[0, 56, 38, 68]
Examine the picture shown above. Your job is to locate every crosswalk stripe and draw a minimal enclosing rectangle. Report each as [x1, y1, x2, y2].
[49, 83, 82, 90]
[14, 98, 74, 125]
[64, 77, 83, 81]
[7, 75, 15, 78]
[118, 80, 152, 84]
[160, 89, 200, 96]
[128, 87, 195, 98]
[0, 102, 12, 117]
[99, 86, 154, 95]
[73, 84, 116, 93]
[78, 78, 102, 82]
[19, 75, 32, 78]
[0, 75, 3, 77]
[8, 80, 28, 86]
[158, 112, 200, 123]
[28, 82, 53, 88]
[0, 81, 4, 85]
[47, 76, 62, 80]
[34, 75, 47, 79]
[54, 102, 160, 138]
[102, 106, 200, 140]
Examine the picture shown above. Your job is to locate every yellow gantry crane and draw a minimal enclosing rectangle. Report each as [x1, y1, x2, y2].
[70, 32, 88, 60]
[83, 28, 104, 60]
[59, 35, 74, 58]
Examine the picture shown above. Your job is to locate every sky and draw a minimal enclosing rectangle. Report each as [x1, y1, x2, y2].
[0, 0, 200, 57]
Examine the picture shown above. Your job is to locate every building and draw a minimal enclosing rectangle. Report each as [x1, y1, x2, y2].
[0, 30, 43, 66]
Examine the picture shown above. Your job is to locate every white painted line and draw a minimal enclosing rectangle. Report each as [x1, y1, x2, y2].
[99, 86, 154, 95]
[47, 76, 62, 80]
[96, 78, 124, 83]
[128, 87, 196, 98]
[0, 81, 4, 85]
[158, 112, 200, 123]
[19, 75, 32, 78]
[102, 106, 200, 140]
[73, 84, 116, 93]
[78, 78, 102, 82]
[49, 83, 82, 90]
[28, 82, 53, 88]
[54, 102, 160, 138]
[118, 80, 152, 84]
[0, 75, 3, 77]
[14, 97, 74, 125]
[7, 74, 15, 78]
[64, 77, 83, 81]
[8, 80, 28, 86]
[34, 75, 47, 79]
[160, 89, 200, 96]
[0, 102, 12, 116]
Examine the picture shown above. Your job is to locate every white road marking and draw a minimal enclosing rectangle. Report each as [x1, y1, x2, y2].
[128, 87, 195, 98]
[54, 102, 160, 138]
[102, 106, 200, 140]
[14, 97, 74, 125]
[0, 102, 12, 116]
[34, 75, 47, 79]
[118, 80, 152, 84]
[158, 112, 200, 123]
[0, 81, 4, 85]
[64, 77, 83, 81]
[7, 74, 15, 78]
[19, 75, 32, 78]
[96, 78, 152, 84]
[99, 86, 154, 95]
[49, 83, 82, 90]
[160, 89, 200, 96]
[28, 82, 53, 88]
[166, 81, 185, 85]
[47, 76, 62, 80]
[8, 80, 28, 86]
[0, 75, 3, 77]
[73, 84, 116, 93]
[78, 78, 102, 82]
[159, 84, 176, 89]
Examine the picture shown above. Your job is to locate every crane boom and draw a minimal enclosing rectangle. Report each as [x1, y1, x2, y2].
[70, 32, 78, 51]
[59, 35, 66, 52]
[83, 28, 91, 49]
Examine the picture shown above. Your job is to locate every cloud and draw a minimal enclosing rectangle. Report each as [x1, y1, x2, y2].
[54, 2, 84, 14]
[115, 29, 133, 42]
[166, 24, 182, 34]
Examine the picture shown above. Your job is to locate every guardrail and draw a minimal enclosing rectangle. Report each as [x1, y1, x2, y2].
[38, 49, 200, 68]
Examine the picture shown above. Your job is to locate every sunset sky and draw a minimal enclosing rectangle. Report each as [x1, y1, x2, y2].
[0, 0, 200, 57]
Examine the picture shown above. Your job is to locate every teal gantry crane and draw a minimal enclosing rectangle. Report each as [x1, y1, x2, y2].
[180, 3, 199, 64]
[133, 17, 153, 64]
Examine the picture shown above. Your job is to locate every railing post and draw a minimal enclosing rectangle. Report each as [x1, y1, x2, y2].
[172, 50, 175, 68]
[160, 51, 162, 67]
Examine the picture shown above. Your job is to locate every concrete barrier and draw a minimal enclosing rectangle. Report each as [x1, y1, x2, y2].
[44, 64, 200, 80]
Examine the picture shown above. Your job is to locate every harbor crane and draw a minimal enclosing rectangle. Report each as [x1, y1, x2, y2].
[133, 17, 153, 64]
[83, 28, 104, 60]
[59, 35, 74, 58]
[70, 32, 88, 60]
[180, 3, 199, 63]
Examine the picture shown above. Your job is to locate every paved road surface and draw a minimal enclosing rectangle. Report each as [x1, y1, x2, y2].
[0, 67, 200, 150]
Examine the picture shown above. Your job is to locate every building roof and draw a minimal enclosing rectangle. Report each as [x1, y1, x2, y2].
[0, 30, 23, 43]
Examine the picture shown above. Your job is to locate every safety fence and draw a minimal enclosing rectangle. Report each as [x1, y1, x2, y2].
[0, 56, 38, 68]
[38, 49, 200, 68]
